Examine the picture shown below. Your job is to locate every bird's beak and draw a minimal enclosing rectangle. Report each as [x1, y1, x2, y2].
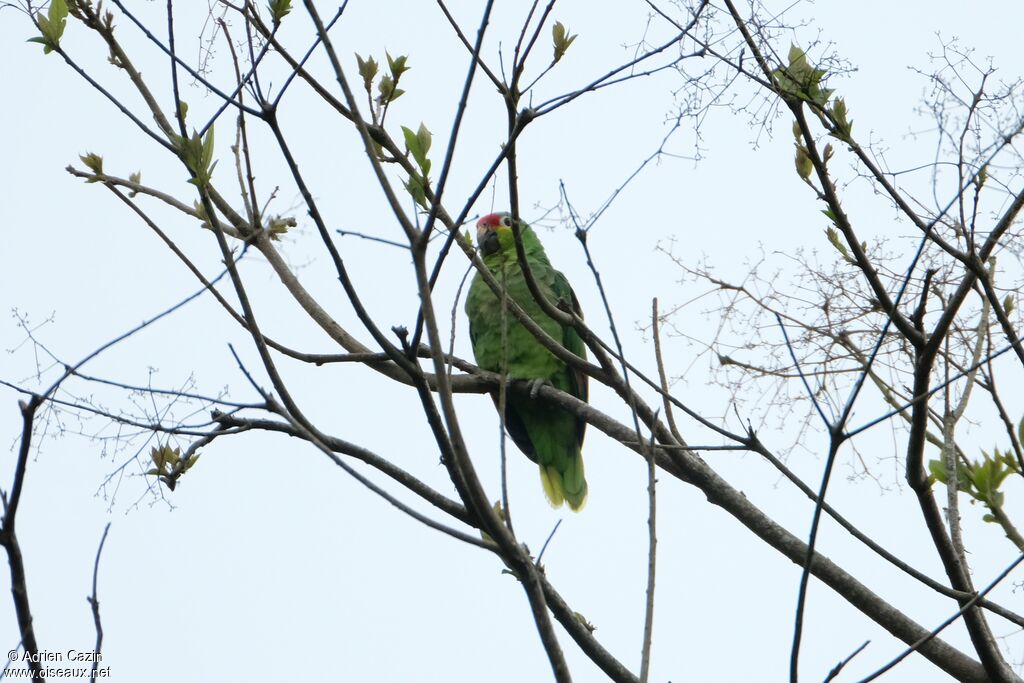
[478, 228, 501, 257]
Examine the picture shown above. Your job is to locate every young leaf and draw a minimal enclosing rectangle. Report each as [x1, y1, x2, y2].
[386, 52, 410, 78]
[179, 125, 217, 187]
[794, 144, 812, 180]
[192, 200, 212, 230]
[128, 171, 142, 198]
[377, 75, 405, 105]
[356, 53, 379, 92]
[79, 152, 104, 182]
[150, 446, 167, 469]
[928, 458, 948, 486]
[268, 0, 292, 26]
[788, 44, 809, 78]
[201, 123, 216, 172]
[830, 98, 853, 141]
[401, 122, 432, 174]
[404, 172, 428, 209]
[773, 44, 832, 106]
[552, 21, 577, 64]
[402, 125, 423, 164]
[79, 152, 103, 174]
[265, 215, 296, 241]
[825, 227, 855, 265]
[415, 122, 432, 159]
[29, 0, 68, 54]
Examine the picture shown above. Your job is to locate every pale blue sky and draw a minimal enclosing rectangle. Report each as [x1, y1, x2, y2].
[3, 1, 1024, 681]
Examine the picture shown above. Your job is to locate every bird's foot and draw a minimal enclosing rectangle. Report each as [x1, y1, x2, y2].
[527, 378, 551, 400]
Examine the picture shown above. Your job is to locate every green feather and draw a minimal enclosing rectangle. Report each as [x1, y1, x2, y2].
[465, 214, 588, 511]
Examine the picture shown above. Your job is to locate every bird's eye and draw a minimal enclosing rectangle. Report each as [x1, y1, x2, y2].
[500, 215, 512, 227]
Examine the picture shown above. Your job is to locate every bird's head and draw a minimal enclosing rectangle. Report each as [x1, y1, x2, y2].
[476, 212, 515, 257]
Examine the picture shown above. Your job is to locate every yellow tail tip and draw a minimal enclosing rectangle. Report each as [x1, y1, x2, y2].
[539, 464, 588, 512]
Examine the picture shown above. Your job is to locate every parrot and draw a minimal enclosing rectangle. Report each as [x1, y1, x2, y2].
[464, 212, 589, 511]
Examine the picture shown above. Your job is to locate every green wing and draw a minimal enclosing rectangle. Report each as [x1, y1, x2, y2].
[551, 267, 588, 448]
[464, 230, 589, 511]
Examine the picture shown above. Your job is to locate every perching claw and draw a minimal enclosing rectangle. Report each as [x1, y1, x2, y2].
[528, 377, 551, 400]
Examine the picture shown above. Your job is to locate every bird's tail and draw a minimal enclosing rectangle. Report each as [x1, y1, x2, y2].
[539, 450, 588, 512]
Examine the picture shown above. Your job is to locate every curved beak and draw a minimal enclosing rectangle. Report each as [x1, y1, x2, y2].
[478, 228, 501, 257]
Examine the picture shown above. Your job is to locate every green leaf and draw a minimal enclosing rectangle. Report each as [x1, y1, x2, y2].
[128, 171, 142, 198]
[552, 21, 577, 64]
[267, 0, 292, 26]
[404, 172, 428, 209]
[201, 123, 216, 170]
[265, 215, 296, 241]
[31, 0, 68, 54]
[79, 152, 103, 174]
[997, 447, 1020, 473]
[179, 125, 217, 186]
[377, 75, 405, 105]
[401, 122, 432, 174]
[773, 44, 832, 106]
[928, 458, 948, 486]
[402, 125, 422, 164]
[825, 227, 855, 265]
[356, 53, 379, 92]
[971, 460, 993, 503]
[1003, 294, 1014, 316]
[192, 200, 211, 230]
[79, 152, 104, 182]
[416, 122, 432, 158]
[386, 52, 409, 78]
[788, 45, 808, 74]
[829, 98, 853, 141]
[178, 100, 189, 121]
[794, 144, 812, 180]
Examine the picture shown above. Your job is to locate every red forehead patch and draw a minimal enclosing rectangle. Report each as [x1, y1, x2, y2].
[477, 213, 503, 228]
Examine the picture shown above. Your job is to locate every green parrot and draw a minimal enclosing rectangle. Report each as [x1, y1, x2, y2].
[464, 212, 589, 511]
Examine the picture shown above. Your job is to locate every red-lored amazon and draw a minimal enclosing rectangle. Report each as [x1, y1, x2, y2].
[465, 212, 588, 511]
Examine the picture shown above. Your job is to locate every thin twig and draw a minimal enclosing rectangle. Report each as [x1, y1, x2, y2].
[857, 553, 1024, 682]
[639, 427, 658, 683]
[822, 641, 869, 683]
[86, 523, 111, 679]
